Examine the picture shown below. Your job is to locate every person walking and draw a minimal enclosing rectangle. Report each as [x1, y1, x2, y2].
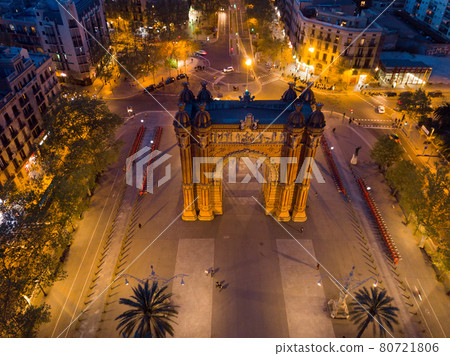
[138, 223, 142, 229]
[332, 128, 336, 134]
[316, 263, 320, 270]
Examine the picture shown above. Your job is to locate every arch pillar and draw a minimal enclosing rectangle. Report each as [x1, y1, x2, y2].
[275, 131, 304, 221]
[292, 127, 323, 222]
[175, 131, 197, 221]
[193, 132, 214, 221]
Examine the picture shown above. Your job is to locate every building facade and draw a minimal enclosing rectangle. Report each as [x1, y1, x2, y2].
[378, 58, 432, 86]
[404, 0, 450, 40]
[0, 0, 109, 85]
[0, 46, 60, 187]
[279, 0, 384, 84]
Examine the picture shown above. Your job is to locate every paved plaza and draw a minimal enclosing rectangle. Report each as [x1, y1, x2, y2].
[38, 107, 450, 338]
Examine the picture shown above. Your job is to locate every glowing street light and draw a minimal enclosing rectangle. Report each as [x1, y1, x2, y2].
[308, 47, 315, 53]
[245, 58, 252, 88]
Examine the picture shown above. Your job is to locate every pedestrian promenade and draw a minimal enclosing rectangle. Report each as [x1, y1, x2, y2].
[277, 239, 335, 338]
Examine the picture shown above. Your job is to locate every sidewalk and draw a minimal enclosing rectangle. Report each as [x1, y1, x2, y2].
[325, 118, 449, 337]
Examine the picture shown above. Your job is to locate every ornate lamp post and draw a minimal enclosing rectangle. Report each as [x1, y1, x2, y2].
[120, 265, 188, 287]
[317, 266, 379, 319]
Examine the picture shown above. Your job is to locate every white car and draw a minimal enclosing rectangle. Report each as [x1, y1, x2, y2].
[377, 105, 385, 114]
[223, 66, 234, 73]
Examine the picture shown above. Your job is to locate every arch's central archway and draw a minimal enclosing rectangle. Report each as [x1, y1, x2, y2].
[173, 83, 326, 222]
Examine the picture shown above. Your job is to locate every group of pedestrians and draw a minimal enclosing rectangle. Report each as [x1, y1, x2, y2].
[205, 267, 225, 291]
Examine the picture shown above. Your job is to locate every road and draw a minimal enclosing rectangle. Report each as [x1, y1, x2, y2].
[39, 5, 449, 339]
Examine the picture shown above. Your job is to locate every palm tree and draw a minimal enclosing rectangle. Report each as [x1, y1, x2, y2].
[115, 281, 178, 338]
[349, 287, 399, 338]
[433, 102, 450, 130]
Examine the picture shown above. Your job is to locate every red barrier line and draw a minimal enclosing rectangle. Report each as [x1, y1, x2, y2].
[320, 137, 347, 195]
[356, 178, 401, 264]
[129, 125, 145, 157]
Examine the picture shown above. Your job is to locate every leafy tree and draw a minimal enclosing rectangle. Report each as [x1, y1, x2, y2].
[0, 183, 65, 337]
[397, 89, 433, 134]
[430, 103, 450, 160]
[116, 281, 178, 337]
[153, 0, 189, 39]
[386, 160, 424, 196]
[41, 95, 122, 220]
[350, 287, 399, 338]
[105, 0, 134, 22]
[142, 44, 164, 84]
[246, 0, 274, 24]
[174, 39, 199, 74]
[193, 27, 202, 39]
[370, 136, 403, 172]
[96, 55, 114, 85]
[415, 164, 450, 240]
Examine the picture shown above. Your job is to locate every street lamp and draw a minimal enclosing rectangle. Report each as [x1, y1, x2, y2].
[316, 266, 380, 319]
[308, 47, 315, 53]
[120, 265, 189, 287]
[245, 58, 252, 89]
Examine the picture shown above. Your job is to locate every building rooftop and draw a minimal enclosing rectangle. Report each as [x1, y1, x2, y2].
[380, 58, 431, 69]
[180, 85, 317, 126]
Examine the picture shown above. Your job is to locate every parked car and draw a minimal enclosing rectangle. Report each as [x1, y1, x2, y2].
[384, 91, 397, 97]
[388, 134, 400, 143]
[144, 84, 156, 92]
[195, 50, 207, 55]
[223, 66, 234, 72]
[156, 81, 165, 89]
[377, 105, 385, 114]
[165, 77, 175, 84]
[176, 73, 186, 80]
[428, 91, 443, 97]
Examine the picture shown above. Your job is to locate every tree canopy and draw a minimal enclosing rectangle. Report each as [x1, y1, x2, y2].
[0, 95, 122, 336]
[370, 136, 404, 172]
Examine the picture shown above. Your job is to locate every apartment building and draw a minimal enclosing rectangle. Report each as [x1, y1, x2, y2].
[0, 46, 60, 187]
[279, 0, 383, 83]
[0, 0, 109, 85]
[404, 0, 450, 40]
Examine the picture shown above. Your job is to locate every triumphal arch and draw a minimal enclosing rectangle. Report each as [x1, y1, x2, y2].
[173, 82, 326, 222]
